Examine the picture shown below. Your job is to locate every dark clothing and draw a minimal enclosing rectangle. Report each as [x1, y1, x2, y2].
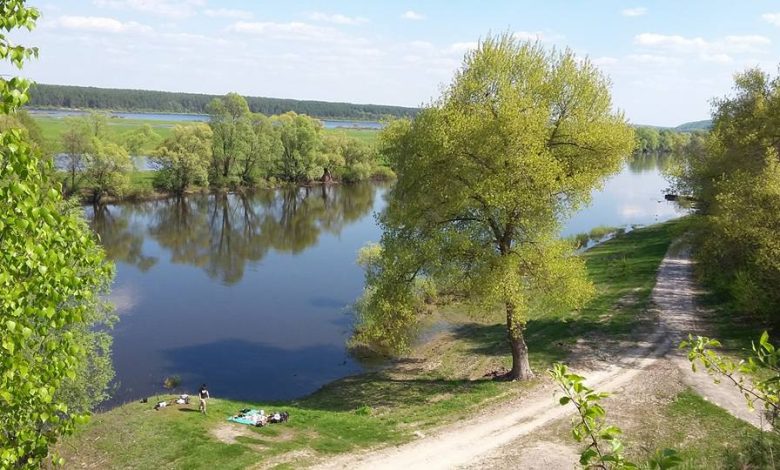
[199, 388, 208, 399]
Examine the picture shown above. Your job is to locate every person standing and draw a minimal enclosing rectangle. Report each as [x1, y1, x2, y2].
[198, 384, 210, 414]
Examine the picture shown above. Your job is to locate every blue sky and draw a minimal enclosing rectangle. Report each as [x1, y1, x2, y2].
[11, 1, 780, 126]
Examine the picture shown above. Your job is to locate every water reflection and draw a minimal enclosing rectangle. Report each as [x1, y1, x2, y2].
[90, 204, 158, 272]
[90, 184, 378, 285]
[627, 152, 677, 173]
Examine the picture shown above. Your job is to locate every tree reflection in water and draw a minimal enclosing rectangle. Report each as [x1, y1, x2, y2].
[89, 204, 158, 272]
[88, 183, 379, 284]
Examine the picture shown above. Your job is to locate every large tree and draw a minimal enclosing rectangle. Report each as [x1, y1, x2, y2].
[60, 117, 91, 194]
[356, 35, 634, 379]
[274, 111, 324, 182]
[0, 1, 115, 467]
[675, 67, 780, 320]
[84, 137, 132, 203]
[238, 113, 282, 185]
[153, 123, 212, 195]
[207, 92, 252, 186]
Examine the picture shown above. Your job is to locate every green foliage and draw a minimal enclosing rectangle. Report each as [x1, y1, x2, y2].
[163, 375, 181, 390]
[633, 126, 692, 155]
[85, 137, 133, 202]
[0, 0, 38, 115]
[34, 96, 387, 191]
[549, 363, 637, 469]
[550, 363, 680, 469]
[207, 92, 252, 186]
[0, 2, 115, 466]
[274, 111, 325, 182]
[121, 123, 159, 156]
[0, 110, 44, 150]
[59, 117, 91, 193]
[355, 34, 634, 378]
[682, 331, 780, 427]
[674, 67, 780, 322]
[152, 124, 212, 194]
[240, 113, 282, 184]
[322, 131, 384, 182]
[28, 83, 419, 120]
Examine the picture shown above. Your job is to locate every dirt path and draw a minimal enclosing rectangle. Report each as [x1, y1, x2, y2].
[314, 244, 761, 470]
[654, 246, 768, 430]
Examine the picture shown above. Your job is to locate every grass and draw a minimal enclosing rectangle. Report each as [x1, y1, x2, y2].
[324, 127, 380, 146]
[58, 219, 688, 468]
[32, 115, 381, 154]
[128, 171, 156, 192]
[445, 219, 690, 374]
[34, 115, 177, 154]
[631, 390, 780, 468]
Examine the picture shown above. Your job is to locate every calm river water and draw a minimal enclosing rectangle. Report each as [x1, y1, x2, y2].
[89, 154, 683, 406]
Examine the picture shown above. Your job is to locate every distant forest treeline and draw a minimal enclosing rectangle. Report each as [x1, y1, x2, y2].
[28, 84, 420, 121]
[674, 120, 712, 131]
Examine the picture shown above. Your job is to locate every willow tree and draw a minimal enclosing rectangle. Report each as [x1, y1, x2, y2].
[357, 35, 634, 379]
[0, 1, 114, 467]
[208, 92, 251, 185]
[153, 124, 213, 194]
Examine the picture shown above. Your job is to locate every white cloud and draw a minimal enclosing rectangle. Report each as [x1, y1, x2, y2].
[53, 15, 152, 33]
[592, 56, 619, 66]
[445, 41, 478, 54]
[92, 0, 205, 19]
[627, 53, 682, 65]
[401, 10, 425, 21]
[408, 40, 434, 50]
[228, 21, 347, 42]
[204, 8, 253, 20]
[700, 53, 733, 64]
[762, 12, 780, 26]
[635, 33, 707, 50]
[634, 33, 771, 57]
[308, 12, 368, 25]
[622, 7, 647, 17]
[513, 31, 545, 41]
[724, 34, 771, 52]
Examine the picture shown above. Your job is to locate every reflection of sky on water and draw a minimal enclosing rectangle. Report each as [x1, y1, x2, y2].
[92, 185, 383, 405]
[562, 163, 683, 237]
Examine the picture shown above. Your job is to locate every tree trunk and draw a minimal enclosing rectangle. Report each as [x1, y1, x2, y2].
[506, 302, 534, 380]
[321, 167, 333, 183]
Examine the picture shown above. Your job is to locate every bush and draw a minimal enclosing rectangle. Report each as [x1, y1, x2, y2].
[371, 165, 396, 180]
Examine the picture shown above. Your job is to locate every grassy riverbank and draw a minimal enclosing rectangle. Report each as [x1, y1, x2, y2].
[59, 218, 760, 469]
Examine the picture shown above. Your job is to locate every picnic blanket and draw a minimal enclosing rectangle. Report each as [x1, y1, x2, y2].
[228, 409, 264, 426]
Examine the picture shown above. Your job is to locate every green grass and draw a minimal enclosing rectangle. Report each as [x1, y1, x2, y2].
[33, 115, 381, 155]
[34, 115, 177, 154]
[440, 219, 690, 374]
[323, 127, 380, 146]
[59, 219, 688, 468]
[631, 390, 780, 468]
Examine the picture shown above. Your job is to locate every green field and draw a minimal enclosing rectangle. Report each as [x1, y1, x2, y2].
[32, 115, 381, 154]
[57, 219, 742, 469]
[34, 115, 178, 154]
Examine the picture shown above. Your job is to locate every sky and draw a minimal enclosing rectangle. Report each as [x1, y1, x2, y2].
[8, 0, 780, 126]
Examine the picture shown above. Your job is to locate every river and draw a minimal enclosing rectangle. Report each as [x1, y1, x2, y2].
[88, 154, 683, 406]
